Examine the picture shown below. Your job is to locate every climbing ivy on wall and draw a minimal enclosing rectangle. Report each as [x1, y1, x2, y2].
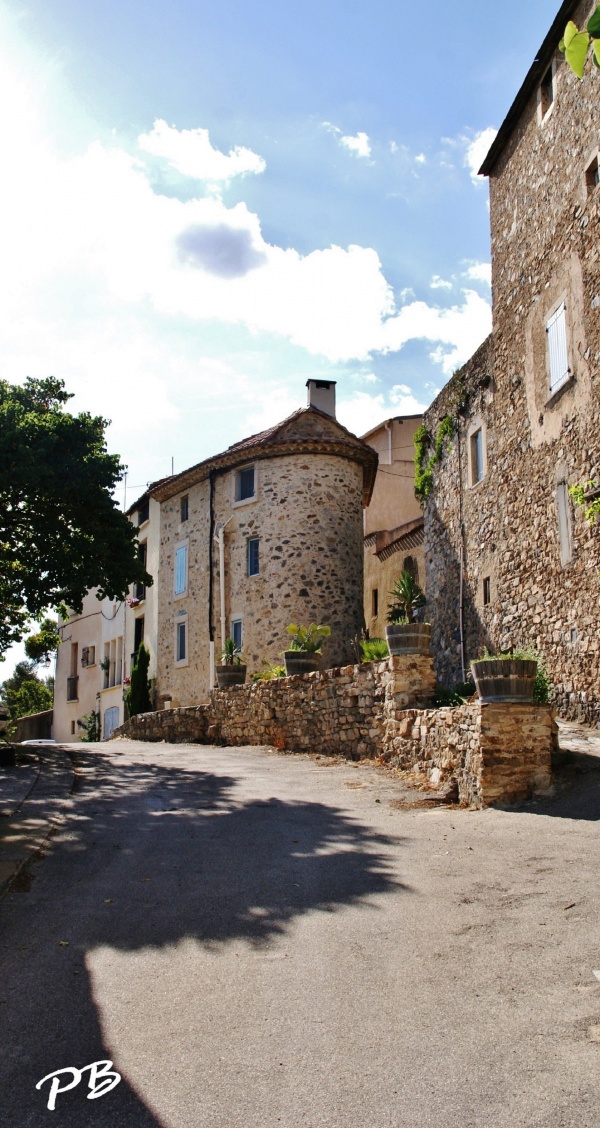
[560, 7, 600, 77]
[569, 480, 600, 524]
[414, 415, 455, 502]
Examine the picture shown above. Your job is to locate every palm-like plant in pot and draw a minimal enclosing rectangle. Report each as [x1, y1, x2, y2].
[215, 637, 247, 688]
[284, 623, 331, 676]
[385, 570, 431, 656]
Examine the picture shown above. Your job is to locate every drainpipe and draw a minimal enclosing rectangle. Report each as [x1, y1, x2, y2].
[384, 419, 393, 465]
[209, 472, 216, 689]
[215, 516, 234, 654]
[456, 422, 467, 683]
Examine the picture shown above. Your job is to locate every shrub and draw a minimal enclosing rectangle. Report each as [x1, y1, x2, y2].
[360, 638, 389, 662]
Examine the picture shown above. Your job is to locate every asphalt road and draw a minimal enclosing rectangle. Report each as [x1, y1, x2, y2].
[1, 736, 600, 1127]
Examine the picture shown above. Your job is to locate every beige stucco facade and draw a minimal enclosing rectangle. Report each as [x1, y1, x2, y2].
[54, 589, 105, 741]
[361, 417, 424, 640]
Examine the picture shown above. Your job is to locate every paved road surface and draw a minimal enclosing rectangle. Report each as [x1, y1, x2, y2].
[1, 737, 600, 1127]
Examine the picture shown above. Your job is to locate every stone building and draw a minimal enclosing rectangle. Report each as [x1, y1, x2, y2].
[150, 381, 377, 705]
[361, 415, 424, 640]
[423, 0, 600, 720]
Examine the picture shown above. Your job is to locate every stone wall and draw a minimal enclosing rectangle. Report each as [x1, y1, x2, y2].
[15, 709, 53, 742]
[423, 13, 600, 723]
[113, 657, 554, 807]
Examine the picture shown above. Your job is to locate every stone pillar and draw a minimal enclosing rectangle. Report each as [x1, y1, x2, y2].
[383, 654, 437, 712]
[472, 703, 556, 806]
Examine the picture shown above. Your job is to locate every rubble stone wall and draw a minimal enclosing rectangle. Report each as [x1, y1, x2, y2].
[113, 656, 554, 807]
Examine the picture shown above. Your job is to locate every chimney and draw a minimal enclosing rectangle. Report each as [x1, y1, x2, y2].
[306, 379, 336, 418]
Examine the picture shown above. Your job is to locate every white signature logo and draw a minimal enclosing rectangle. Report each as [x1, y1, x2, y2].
[36, 1060, 121, 1110]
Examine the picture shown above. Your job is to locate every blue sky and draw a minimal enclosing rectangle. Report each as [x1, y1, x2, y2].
[0, 0, 563, 670]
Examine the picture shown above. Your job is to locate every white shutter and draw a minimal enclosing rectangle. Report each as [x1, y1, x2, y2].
[546, 303, 569, 394]
[174, 545, 188, 594]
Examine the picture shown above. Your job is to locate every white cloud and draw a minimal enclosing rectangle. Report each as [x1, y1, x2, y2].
[380, 290, 492, 374]
[338, 384, 429, 437]
[138, 119, 266, 185]
[415, 153, 426, 165]
[463, 261, 492, 286]
[430, 275, 453, 291]
[339, 131, 372, 160]
[463, 127, 497, 183]
[389, 141, 399, 154]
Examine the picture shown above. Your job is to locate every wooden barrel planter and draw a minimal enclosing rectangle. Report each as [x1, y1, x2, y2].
[215, 665, 247, 689]
[471, 658, 537, 704]
[284, 652, 322, 677]
[385, 623, 431, 656]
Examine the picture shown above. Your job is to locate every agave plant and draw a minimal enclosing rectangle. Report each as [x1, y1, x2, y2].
[387, 570, 426, 624]
[286, 623, 331, 653]
[221, 637, 243, 666]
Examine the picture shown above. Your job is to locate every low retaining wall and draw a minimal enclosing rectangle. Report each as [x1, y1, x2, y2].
[113, 656, 555, 807]
[15, 709, 53, 742]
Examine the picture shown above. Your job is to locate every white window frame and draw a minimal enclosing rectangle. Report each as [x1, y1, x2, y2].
[174, 541, 189, 598]
[466, 417, 487, 488]
[230, 617, 243, 650]
[175, 614, 189, 667]
[247, 536, 260, 577]
[232, 464, 257, 508]
[546, 302, 570, 395]
[537, 60, 556, 124]
[556, 481, 573, 567]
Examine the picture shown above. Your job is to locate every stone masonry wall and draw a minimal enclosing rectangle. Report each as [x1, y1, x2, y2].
[424, 13, 600, 722]
[114, 657, 554, 807]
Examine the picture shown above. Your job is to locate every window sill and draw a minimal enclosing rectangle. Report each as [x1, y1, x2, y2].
[467, 475, 487, 491]
[545, 372, 574, 409]
[231, 495, 257, 509]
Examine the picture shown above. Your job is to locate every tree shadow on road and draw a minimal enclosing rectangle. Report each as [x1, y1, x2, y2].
[0, 746, 408, 1126]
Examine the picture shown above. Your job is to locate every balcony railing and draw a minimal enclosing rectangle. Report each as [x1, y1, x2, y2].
[67, 676, 79, 702]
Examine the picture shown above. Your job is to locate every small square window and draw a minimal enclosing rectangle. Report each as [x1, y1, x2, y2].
[585, 153, 599, 196]
[180, 496, 189, 522]
[372, 588, 378, 617]
[236, 466, 255, 501]
[176, 621, 187, 663]
[247, 537, 259, 576]
[231, 619, 242, 649]
[483, 577, 491, 606]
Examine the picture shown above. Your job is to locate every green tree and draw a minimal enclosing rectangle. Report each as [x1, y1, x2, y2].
[0, 660, 53, 727]
[24, 617, 60, 665]
[0, 377, 151, 654]
[127, 644, 152, 717]
[560, 7, 600, 76]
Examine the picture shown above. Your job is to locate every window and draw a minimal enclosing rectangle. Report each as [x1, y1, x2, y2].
[556, 481, 573, 566]
[180, 495, 189, 522]
[539, 65, 554, 119]
[174, 544, 188, 595]
[133, 616, 144, 659]
[135, 542, 147, 600]
[231, 619, 242, 650]
[138, 499, 149, 525]
[483, 577, 491, 606]
[235, 466, 255, 502]
[71, 720, 76, 736]
[546, 303, 569, 394]
[470, 428, 485, 484]
[585, 153, 599, 196]
[81, 646, 96, 667]
[176, 621, 187, 663]
[372, 588, 378, 617]
[247, 537, 259, 576]
[403, 555, 418, 583]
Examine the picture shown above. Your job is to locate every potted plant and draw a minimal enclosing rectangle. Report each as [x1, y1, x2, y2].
[471, 648, 547, 705]
[284, 623, 331, 676]
[385, 570, 431, 655]
[215, 637, 247, 688]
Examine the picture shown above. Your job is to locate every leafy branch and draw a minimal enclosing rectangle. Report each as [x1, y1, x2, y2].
[559, 6, 600, 77]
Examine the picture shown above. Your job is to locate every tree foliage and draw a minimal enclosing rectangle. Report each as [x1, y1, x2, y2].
[24, 617, 60, 664]
[0, 660, 53, 725]
[0, 377, 151, 654]
[560, 6, 600, 77]
[127, 644, 152, 717]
